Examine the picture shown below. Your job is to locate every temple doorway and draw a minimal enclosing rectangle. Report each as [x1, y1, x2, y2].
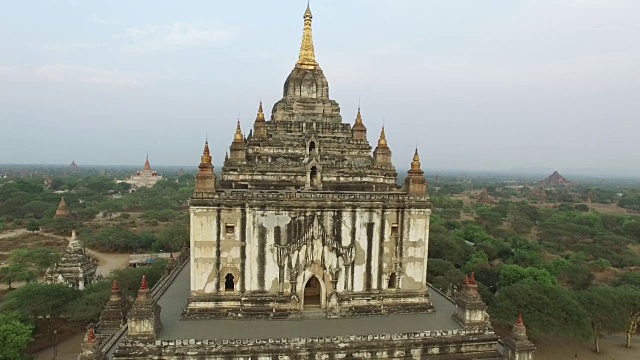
[304, 275, 322, 308]
[225, 273, 235, 291]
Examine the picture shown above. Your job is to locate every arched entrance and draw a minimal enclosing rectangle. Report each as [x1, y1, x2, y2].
[304, 275, 322, 308]
[224, 273, 235, 291]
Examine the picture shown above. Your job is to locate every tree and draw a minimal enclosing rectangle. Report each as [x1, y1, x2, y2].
[491, 283, 590, 340]
[0, 264, 37, 289]
[499, 264, 556, 288]
[615, 286, 640, 348]
[2, 283, 80, 321]
[0, 312, 33, 360]
[26, 219, 40, 233]
[578, 287, 626, 353]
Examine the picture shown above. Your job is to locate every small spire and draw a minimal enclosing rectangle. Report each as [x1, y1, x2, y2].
[377, 126, 388, 147]
[225, 151, 229, 161]
[140, 274, 148, 290]
[234, 119, 244, 141]
[182, 241, 188, 250]
[87, 324, 96, 343]
[297, 2, 317, 69]
[463, 275, 469, 284]
[355, 107, 363, 124]
[516, 312, 524, 327]
[469, 272, 477, 285]
[256, 101, 265, 121]
[144, 155, 151, 171]
[112, 279, 119, 291]
[411, 148, 422, 171]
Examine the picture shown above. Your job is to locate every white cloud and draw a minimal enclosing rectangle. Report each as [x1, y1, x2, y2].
[0, 65, 19, 78]
[33, 64, 141, 88]
[89, 15, 120, 25]
[120, 22, 230, 55]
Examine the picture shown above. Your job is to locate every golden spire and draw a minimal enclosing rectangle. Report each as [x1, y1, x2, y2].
[411, 148, 421, 171]
[377, 126, 388, 147]
[297, 3, 318, 69]
[144, 155, 151, 171]
[234, 120, 244, 141]
[200, 141, 212, 165]
[256, 101, 265, 121]
[355, 106, 363, 125]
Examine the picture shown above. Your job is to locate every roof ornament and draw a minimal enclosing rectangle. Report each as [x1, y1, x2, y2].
[297, 3, 318, 69]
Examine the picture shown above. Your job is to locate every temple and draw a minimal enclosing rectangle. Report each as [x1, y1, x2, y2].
[54, 196, 71, 218]
[94, 5, 536, 360]
[186, 3, 431, 319]
[45, 230, 97, 290]
[121, 156, 163, 189]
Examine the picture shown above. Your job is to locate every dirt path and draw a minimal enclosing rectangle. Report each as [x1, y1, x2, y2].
[85, 248, 129, 277]
[0, 228, 28, 240]
[535, 333, 640, 360]
[33, 330, 84, 360]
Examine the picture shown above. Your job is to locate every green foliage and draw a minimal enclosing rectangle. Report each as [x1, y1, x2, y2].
[428, 223, 471, 266]
[0, 265, 37, 289]
[427, 259, 464, 293]
[0, 312, 34, 360]
[491, 283, 591, 340]
[614, 285, 640, 347]
[65, 280, 112, 323]
[1, 283, 79, 321]
[26, 219, 40, 233]
[112, 260, 167, 299]
[8, 247, 60, 274]
[614, 272, 640, 287]
[578, 286, 626, 352]
[499, 264, 556, 288]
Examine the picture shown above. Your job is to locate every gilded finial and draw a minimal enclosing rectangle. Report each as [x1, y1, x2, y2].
[377, 126, 388, 147]
[256, 101, 265, 121]
[297, 3, 317, 69]
[355, 106, 363, 124]
[234, 119, 244, 141]
[144, 155, 151, 171]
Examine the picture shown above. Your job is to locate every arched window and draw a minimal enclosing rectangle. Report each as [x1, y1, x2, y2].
[310, 166, 318, 185]
[308, 141, 316, 154]
[225, 273, 235, 291]
[388, 272, 397, 289]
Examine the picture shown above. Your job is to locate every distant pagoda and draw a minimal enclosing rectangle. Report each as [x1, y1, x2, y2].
[69, 160, 80, 173]
[121, 155, 163, 189]
[476, 188, 494, 206]
[54, 197, 71, 218]
[44, 230, 97, 290]
[543, 171, 572, 187]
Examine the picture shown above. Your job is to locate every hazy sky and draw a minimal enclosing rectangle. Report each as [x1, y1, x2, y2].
[1, 0, 639, 175]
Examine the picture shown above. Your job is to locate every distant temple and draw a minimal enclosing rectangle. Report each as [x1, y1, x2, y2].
[45, 230, 97, 290]
[69, 160, 80, 173]
[543, 171, 572, 187]
[476, 188, 494, 206]
[54, 197, 71, 218]
[121, 156, 163, 189]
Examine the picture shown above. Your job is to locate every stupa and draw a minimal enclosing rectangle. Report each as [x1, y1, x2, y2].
[44, 230, 97, 290]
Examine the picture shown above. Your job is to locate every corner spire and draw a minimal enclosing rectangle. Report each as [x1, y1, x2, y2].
[377, 126, 388, 147]
[297, 3, 318, 69]
[234, 120, 244, 141]
[411, 148, 421, 171]
[256, 101, 265, 121]
[198, 140, 213, 174]
[355, 107, 363, 125]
